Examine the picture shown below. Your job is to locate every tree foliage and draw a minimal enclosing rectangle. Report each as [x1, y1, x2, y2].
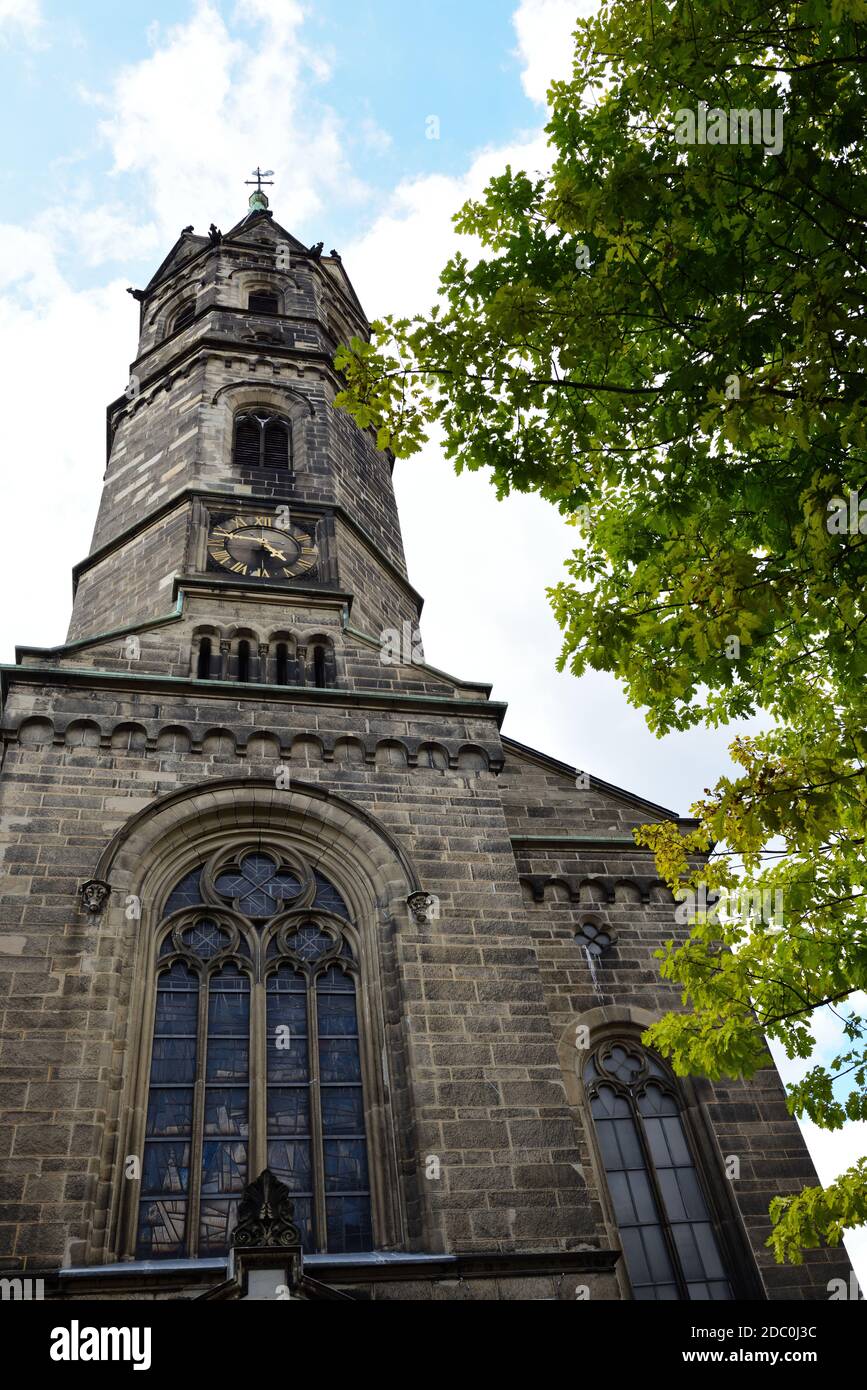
[335, 0, 867, 1263]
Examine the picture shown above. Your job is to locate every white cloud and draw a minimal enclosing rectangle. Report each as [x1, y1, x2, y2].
[512, 0, 596, 105]
[0, 224, 134, 650]
[346, 133, 554, 316]
[0, 0, 366, 653]
[0, 224, 63, 301]
[0, 0, 43, 44]
[41, 205, 162, 267]
[796, 1119, 867, 1286]
[359, 115, 393, 156]
[90, 0, 366, 246]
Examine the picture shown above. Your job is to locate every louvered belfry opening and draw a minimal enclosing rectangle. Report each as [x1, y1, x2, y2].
[263, 417, 288, 468]
[172, 301, 196, 332]
[232, 411, 292, 472]
[248, 291, 279, 314]
[233, 416, 261, 469]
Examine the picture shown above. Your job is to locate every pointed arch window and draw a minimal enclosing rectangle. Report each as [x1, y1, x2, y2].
[584, 1040, 733, 1300]
[136, 848, 372, 1259]
[232, 411, 292, 471]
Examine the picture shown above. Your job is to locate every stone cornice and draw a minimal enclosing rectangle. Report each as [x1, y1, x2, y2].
[107, 337, 341, 433]
[17, 584, 490, 702]
[143, 224, 364, 328]
[0, 664, 507, 727]
[167, 574, 355, 610]
[129, 304, 337, 377]
[511, 830, 700, 848]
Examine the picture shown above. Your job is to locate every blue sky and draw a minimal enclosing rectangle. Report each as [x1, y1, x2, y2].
[0, 0, 546, 289]
[0, 0, 864, 1284]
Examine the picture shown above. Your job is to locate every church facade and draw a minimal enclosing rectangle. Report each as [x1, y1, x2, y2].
[0, 194, 851, 1301]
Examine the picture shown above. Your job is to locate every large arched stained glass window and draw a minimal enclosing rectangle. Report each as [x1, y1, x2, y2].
[584, 1041, 733, 1301]
[137, 846, 372, 1260]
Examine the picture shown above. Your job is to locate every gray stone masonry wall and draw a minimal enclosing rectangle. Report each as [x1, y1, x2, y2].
[68, 504, 189, 645]
[0, 678, 610, 1274]
[501, 744, 854, 1298]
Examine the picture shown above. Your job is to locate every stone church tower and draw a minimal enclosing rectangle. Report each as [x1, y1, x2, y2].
[0, 191, 852, 1301]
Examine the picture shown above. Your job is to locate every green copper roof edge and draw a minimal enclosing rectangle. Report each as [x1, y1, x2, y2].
[510, 832, 696, 843]
[16, 594, 185, 662]
[0, 664, 507, 720]
[12, 594, 497, 707]
[341, 619, 494, 697]
[511, 834, 641, 843]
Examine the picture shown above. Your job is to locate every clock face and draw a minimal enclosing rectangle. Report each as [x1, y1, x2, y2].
[207, 513, 318, 580]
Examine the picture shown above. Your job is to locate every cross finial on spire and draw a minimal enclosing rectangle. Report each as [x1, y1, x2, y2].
[246, 167, 274, 194]
[245, 167, 274, 214]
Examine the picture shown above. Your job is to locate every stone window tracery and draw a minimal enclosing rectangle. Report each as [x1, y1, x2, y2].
[575, 921, 612, 958]
[136, 844, 371, 1260]
[584, 1039, 733, 1301]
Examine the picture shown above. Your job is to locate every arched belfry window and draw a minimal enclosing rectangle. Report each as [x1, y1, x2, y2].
[136, 846, 371, 1260]
[172, 301, 196, 333]
[584, 1040, 733, 1300]
[233, 411, 292, 471]
[248, 290, 279, 314]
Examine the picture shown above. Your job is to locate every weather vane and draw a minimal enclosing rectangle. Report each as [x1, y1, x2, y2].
[246, 167, 274, 194]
